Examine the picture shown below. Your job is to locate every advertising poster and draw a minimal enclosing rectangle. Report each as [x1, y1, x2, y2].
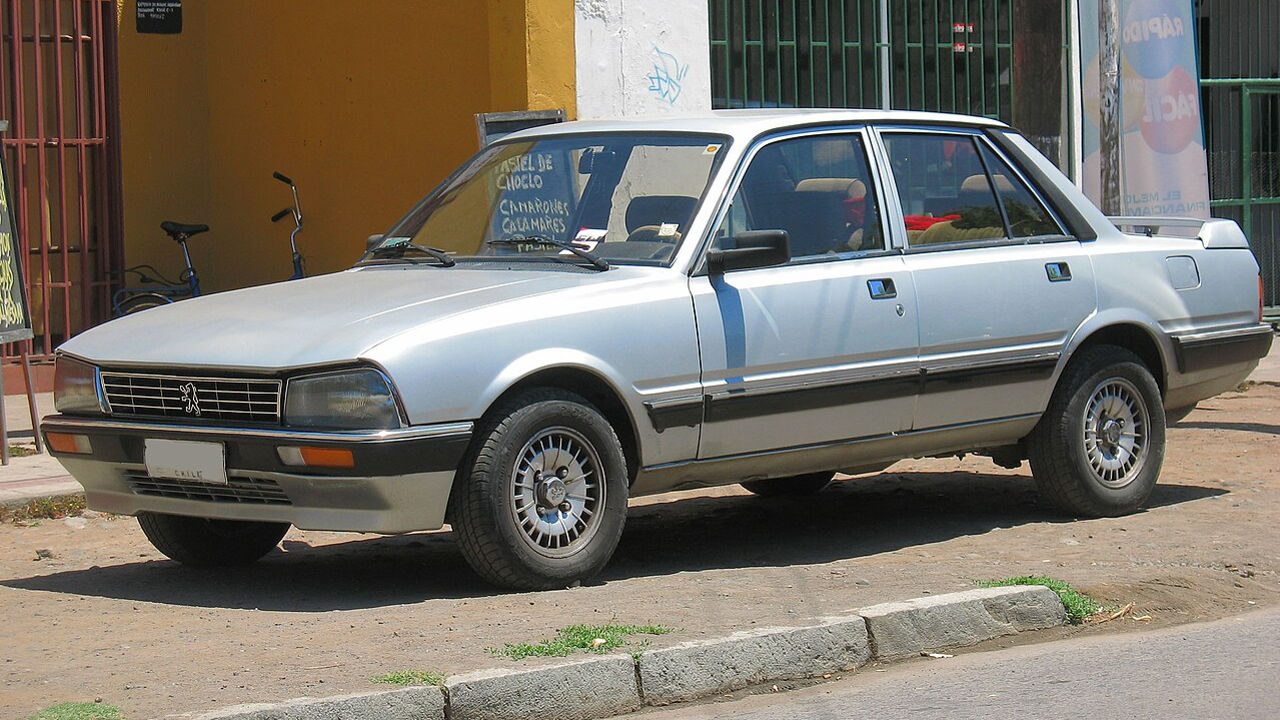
[1079, 0, 1209, 217]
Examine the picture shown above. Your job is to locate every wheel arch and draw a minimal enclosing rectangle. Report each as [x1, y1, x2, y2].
[1063, 320, 1169, 396]
[478, 364, 642, 483]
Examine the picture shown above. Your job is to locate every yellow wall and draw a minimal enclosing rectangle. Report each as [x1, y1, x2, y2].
[487, 0, 577, 115]
[116, 0, 575, 292]
[116, 0, 213, 285]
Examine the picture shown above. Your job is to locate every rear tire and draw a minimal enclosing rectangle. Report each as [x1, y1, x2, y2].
[452, 389, 629, 590]
[1028, 345, 1166, 517]
[138, 512, 289, 566]
[741, 471, 834, 497]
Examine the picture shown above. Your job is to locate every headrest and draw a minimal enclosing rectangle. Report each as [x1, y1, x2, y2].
[794, 178, 867, 200]
[960, 173, 1015, 194]
[625, 195, 698, 233]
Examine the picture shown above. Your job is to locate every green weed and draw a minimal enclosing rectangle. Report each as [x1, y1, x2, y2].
[978, 575, 1104, 625]
[371, 670, 445, 686]
[490, 623, 672, 661]
[2, 494, 86, 523]
[25, 701, 121, 720]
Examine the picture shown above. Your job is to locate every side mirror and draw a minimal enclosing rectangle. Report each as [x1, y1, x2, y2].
[366, 234, 385, 252]
[577, 148, 595, 174]
[705, 230, 790, 274]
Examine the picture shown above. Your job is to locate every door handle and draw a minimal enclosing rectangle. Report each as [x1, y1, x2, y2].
[1045, 262, 1072, 282]
[867, 278, 897, 299]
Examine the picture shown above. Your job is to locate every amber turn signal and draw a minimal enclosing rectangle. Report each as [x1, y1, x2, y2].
[276, 446, 355, 469]
[46, 432, 92, 455]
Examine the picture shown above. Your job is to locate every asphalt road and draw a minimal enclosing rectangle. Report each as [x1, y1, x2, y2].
[645, 607, 1280, 720]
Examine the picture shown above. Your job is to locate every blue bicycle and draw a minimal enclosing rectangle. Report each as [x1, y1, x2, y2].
[112, 172, 306, 315]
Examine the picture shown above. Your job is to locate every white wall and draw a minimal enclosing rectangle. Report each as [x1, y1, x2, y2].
[574, 0, 712, 119]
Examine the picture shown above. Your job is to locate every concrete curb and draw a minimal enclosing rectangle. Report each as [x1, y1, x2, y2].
[445, 654, 640, 720]
[170, 585, 1065, 720]
[638, 616, 870, 705]
[0, 483, 83, 509]
[858, 585, 1066, 659]
[193, 686, 446, 720]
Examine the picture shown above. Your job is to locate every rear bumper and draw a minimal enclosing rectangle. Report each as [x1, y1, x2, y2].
[1165, 324, 1273, 410]
[40, 416, 473, 533]
[1171, 324, 1273, 374]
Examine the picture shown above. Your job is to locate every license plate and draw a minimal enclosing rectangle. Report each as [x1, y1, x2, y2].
[144, 439, 227, 485]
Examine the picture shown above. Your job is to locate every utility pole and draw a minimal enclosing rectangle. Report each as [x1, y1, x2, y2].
[1098, 0, 1122, 215]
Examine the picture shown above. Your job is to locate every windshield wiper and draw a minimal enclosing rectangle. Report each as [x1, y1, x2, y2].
[366, 238, 456, 267]
[487, 236, 610, 271]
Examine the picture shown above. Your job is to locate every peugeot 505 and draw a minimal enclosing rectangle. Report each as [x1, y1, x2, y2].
[42, 110, 1272, 589]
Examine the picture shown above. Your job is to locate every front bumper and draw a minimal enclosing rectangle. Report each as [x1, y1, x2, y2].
[40, 415, 473, 533]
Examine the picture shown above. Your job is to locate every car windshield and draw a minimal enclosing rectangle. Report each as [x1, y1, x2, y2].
[373, 133, 730, 267]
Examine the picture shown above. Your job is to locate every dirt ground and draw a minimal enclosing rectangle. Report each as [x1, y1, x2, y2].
[2, 384, 1277, 719]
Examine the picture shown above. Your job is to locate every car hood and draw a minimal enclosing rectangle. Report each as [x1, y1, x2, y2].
[61, 264, 632, 371]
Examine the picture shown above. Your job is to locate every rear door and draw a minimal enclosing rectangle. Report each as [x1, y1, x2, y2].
[875, 128, 1097, 429]
[690, 129, 920, 459]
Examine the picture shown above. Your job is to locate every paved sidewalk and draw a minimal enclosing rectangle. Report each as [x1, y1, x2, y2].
[0, 331, 1275, 507]
[1251, 331, 1280, 383]
[0, 390, 80, 505]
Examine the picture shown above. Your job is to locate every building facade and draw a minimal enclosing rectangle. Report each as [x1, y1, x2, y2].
[0, 0, 1274, 378]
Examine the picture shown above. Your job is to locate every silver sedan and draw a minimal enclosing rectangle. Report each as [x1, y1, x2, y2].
[43, 110, 1272, 589]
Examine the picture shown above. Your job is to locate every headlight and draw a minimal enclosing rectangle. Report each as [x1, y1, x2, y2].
[284, 369, 403, 430]
[53, 356, 105, 415]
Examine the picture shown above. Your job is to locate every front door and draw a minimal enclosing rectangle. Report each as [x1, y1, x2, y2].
[690, 130, 919, 460]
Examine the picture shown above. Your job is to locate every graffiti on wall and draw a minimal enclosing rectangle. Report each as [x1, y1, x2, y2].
[646, 47, 689, 105]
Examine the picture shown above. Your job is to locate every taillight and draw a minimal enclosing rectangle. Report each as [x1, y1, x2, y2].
[1260, 275, 1265, 323]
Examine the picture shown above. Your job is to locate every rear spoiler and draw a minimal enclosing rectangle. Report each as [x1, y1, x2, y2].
[1109, 216, 1250, 249]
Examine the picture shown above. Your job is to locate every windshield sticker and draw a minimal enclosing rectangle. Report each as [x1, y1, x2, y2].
[704, 144, 722, 155]
[658, 223, 679, 237]
[561, 239, 600, 254]
[575, 228, 607, 242]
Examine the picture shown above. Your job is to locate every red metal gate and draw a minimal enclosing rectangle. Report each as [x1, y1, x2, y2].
[1, 0, 121, 365]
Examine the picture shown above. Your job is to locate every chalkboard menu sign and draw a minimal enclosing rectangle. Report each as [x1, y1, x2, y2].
[488, 146, 578, 244]
[136, 0, 182, 35]
[0, 120, 33, 344]
[475, 109, 565, 148]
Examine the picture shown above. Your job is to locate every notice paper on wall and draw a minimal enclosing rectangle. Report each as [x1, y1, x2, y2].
[136, 0, 182, 35]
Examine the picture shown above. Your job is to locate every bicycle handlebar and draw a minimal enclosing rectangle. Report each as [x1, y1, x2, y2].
[271, 207, 292, 223]
[273, 171, 293, 185]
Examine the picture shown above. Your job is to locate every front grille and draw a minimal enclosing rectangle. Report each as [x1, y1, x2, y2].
[101, 372, 282, 423]
[125, 471, 292, 505]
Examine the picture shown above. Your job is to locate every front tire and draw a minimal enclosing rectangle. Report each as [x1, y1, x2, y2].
[1028, 345, 1166, 517]
[741, 471, 834, 497]
[453, 389, 629, 590]
[138, 513, 289, 566]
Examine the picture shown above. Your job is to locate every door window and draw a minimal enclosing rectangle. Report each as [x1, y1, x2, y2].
[714, 134, 885, 260]
[882, 132, 1063, 247]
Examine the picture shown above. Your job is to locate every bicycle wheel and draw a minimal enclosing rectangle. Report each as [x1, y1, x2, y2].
[117, 294, 173, 315]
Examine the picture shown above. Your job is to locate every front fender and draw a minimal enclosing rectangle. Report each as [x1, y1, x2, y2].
[479, 349, 640, 421]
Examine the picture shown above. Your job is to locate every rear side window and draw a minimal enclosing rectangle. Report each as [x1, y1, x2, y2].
[713, 133, 885, 260]
[882, 133, 1061, 247]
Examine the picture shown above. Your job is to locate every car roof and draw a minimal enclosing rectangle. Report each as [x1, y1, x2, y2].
[502, 108, 1010, 144]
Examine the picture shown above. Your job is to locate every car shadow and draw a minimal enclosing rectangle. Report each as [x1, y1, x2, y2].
[2, 471, 1224, 610]
[603, 471, 1223, 581]
[1174, 420, 1280, 436]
